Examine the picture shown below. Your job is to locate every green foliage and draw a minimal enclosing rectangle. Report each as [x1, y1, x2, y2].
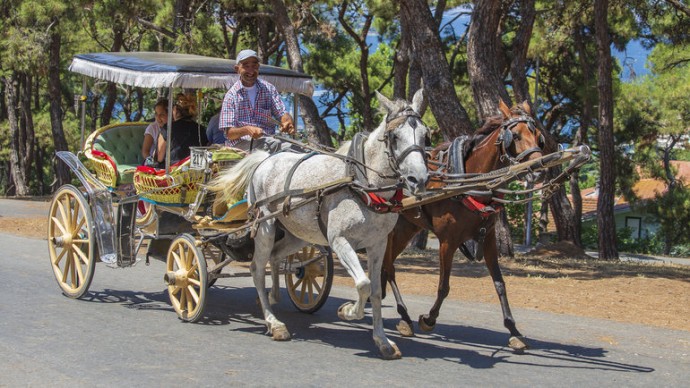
[505, 181, 542, 244]
[581, 223, 666, 255]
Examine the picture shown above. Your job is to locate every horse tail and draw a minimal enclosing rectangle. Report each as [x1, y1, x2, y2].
[208, 150, 270, 207]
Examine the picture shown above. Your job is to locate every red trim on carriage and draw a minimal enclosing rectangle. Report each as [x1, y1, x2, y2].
[134, 156, 190, 176]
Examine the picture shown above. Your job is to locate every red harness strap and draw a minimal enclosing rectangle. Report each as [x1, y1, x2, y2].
[461, 195, 503, 218]
[363, 188, 404, 213]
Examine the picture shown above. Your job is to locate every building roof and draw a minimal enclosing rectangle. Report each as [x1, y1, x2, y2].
[543, 160, 690, 232]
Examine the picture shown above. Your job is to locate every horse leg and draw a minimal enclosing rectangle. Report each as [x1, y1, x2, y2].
[383, 220, 421, 337]
[418, 238, 459, 332]
[268, 232, 309, 306]
[483, 231, 529, 353]
[330, 236, 369, 321]
[251, 221, 290, 341]
[268, 257, 281, 305]
[367, 243, 402, 360]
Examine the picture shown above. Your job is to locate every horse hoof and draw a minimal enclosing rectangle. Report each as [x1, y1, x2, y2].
[418, 314, 435, 332]
[337, 302, 355, 321]
[379, 343, 402, 360]
[396, 320, 415, 337]
[271, 326, 291, 341]
[509, 336, 529, 353]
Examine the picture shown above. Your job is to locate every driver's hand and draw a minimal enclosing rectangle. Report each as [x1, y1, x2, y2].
[246, 126, 264, 139]
[280, 121, 295, 135]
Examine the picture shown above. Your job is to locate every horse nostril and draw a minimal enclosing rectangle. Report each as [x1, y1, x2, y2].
[407, 176, 418, 185]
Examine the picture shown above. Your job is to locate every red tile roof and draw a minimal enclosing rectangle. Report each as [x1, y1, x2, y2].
[542, 161, 690, 233]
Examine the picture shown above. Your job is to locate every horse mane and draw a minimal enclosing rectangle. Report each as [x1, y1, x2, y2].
[467, 104, 531, 150]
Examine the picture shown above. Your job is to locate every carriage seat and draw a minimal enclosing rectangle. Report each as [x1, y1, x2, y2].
[83, 122, 148, 187]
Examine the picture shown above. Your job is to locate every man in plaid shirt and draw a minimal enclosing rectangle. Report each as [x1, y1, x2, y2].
[219, 49, 295, 151]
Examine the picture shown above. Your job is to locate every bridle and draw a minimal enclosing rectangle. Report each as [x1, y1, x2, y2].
[495, 115, 544, 164]
[381, 107, 428, 177]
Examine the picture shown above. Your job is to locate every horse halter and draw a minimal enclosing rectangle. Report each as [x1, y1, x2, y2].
[496, 115, 544, 164]
[382, 107, 428, 176]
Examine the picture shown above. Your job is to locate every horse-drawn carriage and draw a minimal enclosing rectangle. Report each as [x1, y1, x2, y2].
[48, 51, 591, 359]
[48, 52, 333, 323]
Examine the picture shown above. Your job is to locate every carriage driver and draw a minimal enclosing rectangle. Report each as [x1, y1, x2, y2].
[218, 49, 296, 152]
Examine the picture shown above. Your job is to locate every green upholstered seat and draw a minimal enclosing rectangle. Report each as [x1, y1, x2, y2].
[92, 123, 147, 185]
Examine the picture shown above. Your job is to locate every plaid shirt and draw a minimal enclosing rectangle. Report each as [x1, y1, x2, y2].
[219, 78, 288, 147]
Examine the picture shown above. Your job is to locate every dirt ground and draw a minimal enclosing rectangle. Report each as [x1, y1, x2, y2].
[4, 215, 688, 332]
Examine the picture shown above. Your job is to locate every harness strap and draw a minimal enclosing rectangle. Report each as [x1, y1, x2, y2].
[352, 187, 404, 213]
[460, 195, 504, 218]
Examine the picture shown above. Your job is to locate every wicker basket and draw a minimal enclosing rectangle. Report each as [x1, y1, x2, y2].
[133, 159, 206, 204]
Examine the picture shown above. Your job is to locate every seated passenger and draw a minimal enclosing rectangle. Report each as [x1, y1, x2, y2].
[155, 93, 208, 167]
[206, 112, 225, 145]
[142, 99, 168, 165]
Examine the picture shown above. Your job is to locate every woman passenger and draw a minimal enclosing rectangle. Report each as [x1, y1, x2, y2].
[141, 99, 168, 164]
[155, 93, 208, 167]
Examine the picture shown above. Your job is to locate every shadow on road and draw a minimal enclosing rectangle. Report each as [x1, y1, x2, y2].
[74, 283, 654, 374]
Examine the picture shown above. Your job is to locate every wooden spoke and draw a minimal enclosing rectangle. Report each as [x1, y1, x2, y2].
[166, 234, 207, 322]
[285, 246, 333, 314]
[48, 185, 95, 299]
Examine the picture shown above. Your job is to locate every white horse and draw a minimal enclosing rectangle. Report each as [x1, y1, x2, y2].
[211, 90, 429, 359]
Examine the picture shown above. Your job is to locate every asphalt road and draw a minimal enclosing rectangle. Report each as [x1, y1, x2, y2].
[1, 230, 689, 387]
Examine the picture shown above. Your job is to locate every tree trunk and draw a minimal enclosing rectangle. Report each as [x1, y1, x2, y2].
[393, 14, 411, 100]
[594, 0, 619, 260]
[48, 26, 71, 190]
[495, 211, 514, 258]
[547, 167, 581, 246]
[398, 0, 472, 138]
[466, 0, 514, 256]
[270, 0, 334, 148]
[509, 0, 536, 105]
[4, 74, 30, 196]
[339, 3, 374, 131]
[101, 24, 124, 127]
[467, 0, 512, 118]
[19, 74, 35, 191]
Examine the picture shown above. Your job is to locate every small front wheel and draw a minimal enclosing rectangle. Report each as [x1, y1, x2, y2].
[285, 245, 333, 313]
[165, 234, 207, 322]
[47, 184, 96, 298]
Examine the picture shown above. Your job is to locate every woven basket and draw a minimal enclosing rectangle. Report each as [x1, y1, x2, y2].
[133, 159, 206, 204]
[82, 122, 148, 187]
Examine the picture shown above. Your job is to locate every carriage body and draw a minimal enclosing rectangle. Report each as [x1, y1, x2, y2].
[47, 52, 333, 322]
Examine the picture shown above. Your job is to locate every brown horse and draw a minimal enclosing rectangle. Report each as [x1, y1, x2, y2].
[383, 100, 545, 352]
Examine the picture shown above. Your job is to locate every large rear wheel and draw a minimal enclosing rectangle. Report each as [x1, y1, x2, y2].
[165, 234, 207, 322]
[285, 245, 333, 313]
[47, 185, 96, 298]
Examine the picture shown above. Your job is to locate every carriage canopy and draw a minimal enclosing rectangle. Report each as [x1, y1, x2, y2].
[69, 52, 314, 96]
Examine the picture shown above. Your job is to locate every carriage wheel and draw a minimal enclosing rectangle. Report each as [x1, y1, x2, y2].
[285, 245, 333, 313]
[47, 184, 96, 299]
[165, 234, 207, 322]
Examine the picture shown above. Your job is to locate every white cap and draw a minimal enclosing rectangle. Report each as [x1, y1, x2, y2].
[236, 49, 259, 63]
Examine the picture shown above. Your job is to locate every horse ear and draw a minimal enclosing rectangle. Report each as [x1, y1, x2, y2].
[521, 100, 532, 115]
[411, 88, 425, 114]
[376, 91, 394, 113]
[498, 99, 512, 118]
